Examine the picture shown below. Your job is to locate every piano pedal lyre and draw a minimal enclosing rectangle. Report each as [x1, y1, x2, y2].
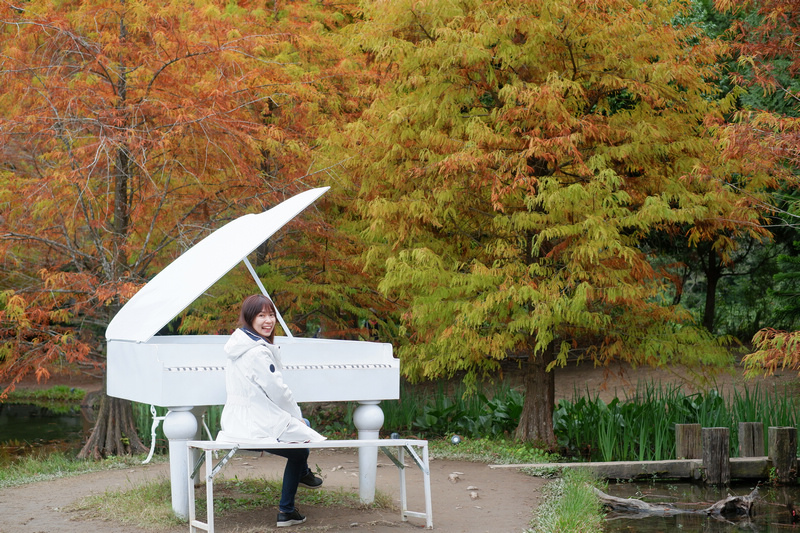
[144, 405, 219, 465]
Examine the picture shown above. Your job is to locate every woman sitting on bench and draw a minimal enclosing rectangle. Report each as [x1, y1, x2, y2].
[217, 294, 325, 528]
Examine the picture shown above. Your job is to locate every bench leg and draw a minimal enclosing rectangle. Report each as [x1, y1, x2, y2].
[207, 449, 216, 533]
[187, 447, 217, 533]
[186, 441, 433, 530]
[422, 443, 432, 529]
[399, 446, 408, 521]
[188, 447, 197, 532]
[385, 444, 433, 529]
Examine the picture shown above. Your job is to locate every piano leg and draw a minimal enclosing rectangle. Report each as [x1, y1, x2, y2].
[353, 400, 385, 504]
[163, 406, 199, 519]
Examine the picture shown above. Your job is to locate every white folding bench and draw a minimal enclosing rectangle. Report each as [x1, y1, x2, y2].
[187, 439, 433, 532]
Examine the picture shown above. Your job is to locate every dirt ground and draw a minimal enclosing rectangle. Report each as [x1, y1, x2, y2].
[0, 447, 544, 533]
[2, 359, 798, 533]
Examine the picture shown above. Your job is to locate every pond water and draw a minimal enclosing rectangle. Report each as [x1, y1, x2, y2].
[0, 403, 89, 465]
[604, 481, 800, 532]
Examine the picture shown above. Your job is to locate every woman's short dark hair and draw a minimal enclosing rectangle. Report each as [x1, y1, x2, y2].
[239, 294, 277, 343]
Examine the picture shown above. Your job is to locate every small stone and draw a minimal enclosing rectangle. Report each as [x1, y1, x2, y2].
[467, 486, 479, 491]
[469, 491, 479, 500]
[448, 473, 460, 483]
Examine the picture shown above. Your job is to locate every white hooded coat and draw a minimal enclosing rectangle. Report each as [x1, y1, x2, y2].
[216, 328, 325, 444]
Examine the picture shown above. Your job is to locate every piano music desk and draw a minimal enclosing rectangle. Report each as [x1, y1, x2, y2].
[187, 438, 433, 532]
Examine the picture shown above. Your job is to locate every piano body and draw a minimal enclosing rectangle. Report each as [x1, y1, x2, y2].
[105, 187, 399, 518]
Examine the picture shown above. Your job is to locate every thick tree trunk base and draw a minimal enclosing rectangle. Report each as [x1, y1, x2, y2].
[77, 393, 149, 460]
[515, 346, 557, 448]
[594, 486, 758, 521]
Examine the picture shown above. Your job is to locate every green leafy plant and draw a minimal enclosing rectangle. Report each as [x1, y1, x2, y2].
[553, 380, 800, 462]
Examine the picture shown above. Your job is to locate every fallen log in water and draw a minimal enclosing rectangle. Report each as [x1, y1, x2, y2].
[593, 486, 759, 521]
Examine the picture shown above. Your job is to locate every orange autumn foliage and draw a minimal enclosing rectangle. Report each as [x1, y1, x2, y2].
[0, 0, 367, 401]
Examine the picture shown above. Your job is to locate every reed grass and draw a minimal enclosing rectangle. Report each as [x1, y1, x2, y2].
[554, 380, 800, 462]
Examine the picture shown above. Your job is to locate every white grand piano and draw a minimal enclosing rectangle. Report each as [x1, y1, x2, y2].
[105, 187, 400, 518]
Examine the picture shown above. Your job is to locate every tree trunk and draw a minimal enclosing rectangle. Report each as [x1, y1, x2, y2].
[78, 390, 148, 460]
[515, 343, 557, 448]
[79, 11, 145, 461]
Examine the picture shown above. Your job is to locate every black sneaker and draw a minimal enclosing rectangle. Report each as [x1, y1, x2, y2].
[277, 509, 306, 527]
[299, 471, 323, 489]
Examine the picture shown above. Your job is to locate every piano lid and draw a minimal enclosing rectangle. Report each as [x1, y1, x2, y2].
[106, 187, 329, 343]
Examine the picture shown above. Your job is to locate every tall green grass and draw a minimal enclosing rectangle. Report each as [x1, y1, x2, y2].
[528, 469, 604, 533]
[554, 381, 800, 462]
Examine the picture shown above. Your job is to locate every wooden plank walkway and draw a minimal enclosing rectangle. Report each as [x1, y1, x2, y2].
[489, 456, 774, 481]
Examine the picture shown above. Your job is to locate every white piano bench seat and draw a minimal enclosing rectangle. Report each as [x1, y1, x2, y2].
[186, 439, 433, 532]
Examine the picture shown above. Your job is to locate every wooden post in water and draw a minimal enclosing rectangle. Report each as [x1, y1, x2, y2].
[676, 424, 702, 459]
[768, 426, 797, 483]
[702, 427, 730, 485]
[738, 422, 765, 457]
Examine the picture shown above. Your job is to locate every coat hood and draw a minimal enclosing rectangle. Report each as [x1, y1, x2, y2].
[224, 328, 266, 360]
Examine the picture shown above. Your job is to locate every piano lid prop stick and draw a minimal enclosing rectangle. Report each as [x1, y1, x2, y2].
[243, 257, 293, 338]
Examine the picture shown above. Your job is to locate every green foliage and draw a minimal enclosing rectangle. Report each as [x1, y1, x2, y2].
[379, 381, 524, 439]
[554, 381, 800, 461]
[334, 0, 753, 448]
[429, 436, 557, 465]
[529, 469, 605, 533]
[305, 402, 357, 438]
[3, 385, 86, 413]
[770, 240, 800, 329]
